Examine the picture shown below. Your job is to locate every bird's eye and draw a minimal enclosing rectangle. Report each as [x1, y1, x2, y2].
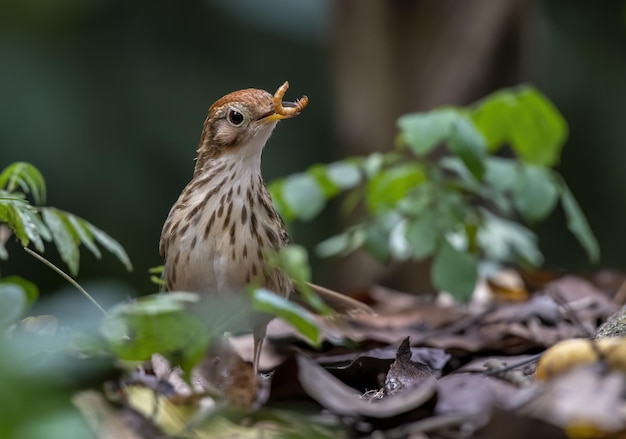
[227, 109, 244, 126]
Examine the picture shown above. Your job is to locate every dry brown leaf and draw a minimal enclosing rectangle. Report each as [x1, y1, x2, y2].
[296, 354, 437, 418]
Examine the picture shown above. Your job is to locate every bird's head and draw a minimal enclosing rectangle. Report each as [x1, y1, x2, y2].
[195, 82, 307, 170]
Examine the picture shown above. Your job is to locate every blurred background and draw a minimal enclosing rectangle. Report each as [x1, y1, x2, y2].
[1, 0, 625, 299]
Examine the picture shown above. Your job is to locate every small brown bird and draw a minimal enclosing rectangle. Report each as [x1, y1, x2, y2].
[159, 82, 308, 376]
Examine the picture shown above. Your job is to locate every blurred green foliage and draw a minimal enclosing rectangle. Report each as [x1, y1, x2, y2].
[270, 86, 598, 299]
[0, 0, 625, 297]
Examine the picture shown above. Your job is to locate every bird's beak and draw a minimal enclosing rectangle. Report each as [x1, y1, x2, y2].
[258, 101, 301, 122]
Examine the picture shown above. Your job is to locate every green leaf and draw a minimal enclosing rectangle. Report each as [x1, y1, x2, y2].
[0, 162, 47, 204]
[481, 158, 519, 214]
[362, 153, 385, 178]
[268, 179, 295, 221]
[315, 226, 366, 258]
[0, 284, 26, 327]
[15, 205, 50, 252]
[397, 182, 433, 217]
[100, 292, 209, 375]
[85, 221, 133, 272]
[471, 89, 517, 151]
[471, 86, 568, 166]
[66, 214, 102, 259]
[406, 212, 438, 260]
[281, 173, 326, 221]
[509, 86, 568, 167]
[448, 115, 487, 180]
[0, 197, 29, 247]
[431, 240, 478, 302]
[0, 279, 34, 327]
[308, 164, 341, 198]
[272, 244, 312, 284]
[478, 210, 543, 266]
[1, 275, 39, 305]
[266, 245, 333, 315]
[512, 165, 560, 222]
[438, 157, 479, 191]
[365, 164, 426, 213]
[0, 196, 50, 251]
[388, 220, 411, 261]
[397, 109, 457, 156]
[250, 288, 320, 347]
[326, 161, 362, 190]
[42, 208, 81, 276]
[483, 157, 518, 192]
[364, 221, 391, 263]
[559, 180, 600, 263]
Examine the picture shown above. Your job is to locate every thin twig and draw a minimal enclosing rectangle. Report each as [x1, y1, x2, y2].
[23, 246, 108, 316]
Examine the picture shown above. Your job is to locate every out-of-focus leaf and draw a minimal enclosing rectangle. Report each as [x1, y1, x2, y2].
[0, 162, 47, 205]
[2, 275, 38, 306]
[484, 157, 517, 192]
[513, 165, 560, 222]
[42, 208, 80, 276]
[268, 245, 332, 316]
[85, 221, 133, 272]
[398, 183, 433, 217]
[432, 240, 478, 301]
[471, 89, 517, 151]
[268, 179, 295, 221]
[149, 265, 166, 288]
[0, 281, 29, 327]
[559, 180, 600, 263]
[308, 164, 340, 198]
[281, 174, 326, 221]
[315, 226, 366, 258]
[362, 153, 385, 178]
[251, 288, 320, 347]
[272, 244, 311, 284]
[478, 210, 543, 267]
[100, 292, 209, 375]
[326, 161, 362, 190]
[388, 220, 411, 261]
[366, 164, 425, 213]
[364, 212, 404, 263]
[406, 212, 438, 260]
[397, 109, 457, 156]
[471, 87, 568, 167]
[509, 86, 568, 167]
[439, 157, 479, 191]
[448, 116, 487, 181]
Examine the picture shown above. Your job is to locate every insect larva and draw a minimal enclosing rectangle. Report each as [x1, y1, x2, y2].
[272, 81, 309, 116]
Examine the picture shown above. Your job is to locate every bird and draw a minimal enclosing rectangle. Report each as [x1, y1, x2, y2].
[159, 82, 373, 383]
[159, 82, 309, 377]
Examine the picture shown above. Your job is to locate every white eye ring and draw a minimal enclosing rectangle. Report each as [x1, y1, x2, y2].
[227, 109, 245, 126]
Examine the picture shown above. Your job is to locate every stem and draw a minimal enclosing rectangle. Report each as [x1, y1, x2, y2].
[23, 246, 108, 316]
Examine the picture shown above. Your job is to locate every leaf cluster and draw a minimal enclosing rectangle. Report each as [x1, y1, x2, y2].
[0, 161, 132, 276]
[269, 85, 599, 299]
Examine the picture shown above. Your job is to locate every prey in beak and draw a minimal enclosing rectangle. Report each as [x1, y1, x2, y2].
[259, 81, 309, 122]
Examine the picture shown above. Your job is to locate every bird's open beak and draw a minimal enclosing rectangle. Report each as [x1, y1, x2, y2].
[258, 101, 301, 122]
